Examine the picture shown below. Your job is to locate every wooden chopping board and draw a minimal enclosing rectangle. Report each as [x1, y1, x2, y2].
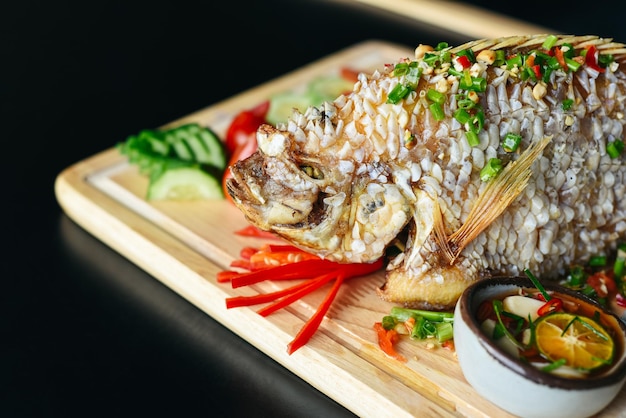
[55, 40, 626, 418]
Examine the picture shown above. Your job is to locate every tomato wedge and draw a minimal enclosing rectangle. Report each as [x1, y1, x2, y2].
[340, 67, 361, 83]
[224, 100, 269, 156]
[222, 136, 258, 204]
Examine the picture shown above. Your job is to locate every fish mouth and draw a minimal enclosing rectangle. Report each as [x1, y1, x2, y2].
[226, 150, 324, 231]
[226, 152, 265, 206]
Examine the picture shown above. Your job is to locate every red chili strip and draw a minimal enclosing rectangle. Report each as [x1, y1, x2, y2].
[256, 270, 339, 317]
[248, 248, 321, 269]
[225, 278, 315, 308]
[239, 246, 259, 259]
[221, 240, 384, 354]
[230, 259, 340, 288]
[554, 47, 568, 71]
[216, 270, 241, 283]
[230, 259, 254, 270]
[234, 225, 280, 239]
[263, 244, 305, 252]
[287, 273, 346, 355]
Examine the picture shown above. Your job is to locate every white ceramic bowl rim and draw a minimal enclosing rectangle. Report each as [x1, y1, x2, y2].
[458, 276, 626, 390]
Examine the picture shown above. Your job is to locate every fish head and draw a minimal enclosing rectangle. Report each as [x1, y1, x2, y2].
[227, 124, 414, 263]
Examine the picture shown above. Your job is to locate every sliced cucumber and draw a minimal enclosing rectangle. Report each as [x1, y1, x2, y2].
[147, 165, 223, 200]
[197, 126, 226, 169]
[266, 91, 315, 126]
[266, 75, 354, 126]
[307, 75, 354, 103]
[118, 122, 228, 201]
[137, 129, 170, 155]
[163, 123, 226, 169]
[118, 132, 187, 177]
[164, 128, 194, 161]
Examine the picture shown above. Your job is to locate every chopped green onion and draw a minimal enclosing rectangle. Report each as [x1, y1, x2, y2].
[503, 311, 525, 336]
[614, 259, 625, 278]
[567, 265, 586, 287]
[406, 65, 422, 87]
[465, 131, 480, 147]
[492, 300, 525, 350]
[389, 307, 454, 323]
[492, 321, 505, 340]
[506, 54, 523, 69]
[614, 244, 626, 277]
[562, 99, 574, 110]
[429, 102, 445, 121]
[440, 50, 452, 63]
[447, 67, 462, 77]
[534, 50, 551, 63]
[468, 110, 484, 134]
[599, 53, 614, 68]
[393, 62, 409, 76]
[573, 316, 610, 341]
[435, 42, 449, 51]
[387, 306, 455, 342]
[542, 67, 554, 83]
[589, 255, 607, 267]
[387, 84, 411, 104]
[456, 48, 476, 63]
[561, 43, 575, 58]
[493, 50, 506, 66]
[470, 77, 486, 92]
[457, 97, 476, 110]
[435, 322, 454, 342]
[479, 158, 503, 181]
[381, 315, 397, 330]
[547, 56, 562, 70]
[453, 108, 471, 124]
[565, 57, 582, 72]
[423, 52, 440, 66]
[581, 284, 597, 297]
[411, 316, 438, 339]
[524, 268, 551, 301]
[459, 74, 486, 92]
[520, 66, 536, 81]
[426, 88, 446, 105]
[502, 132, 522, 152]
[460, 69, 473, 89]
[541, 358, 567, 372]
[607, 139, 624, 158]
[541, 35, 559, 50]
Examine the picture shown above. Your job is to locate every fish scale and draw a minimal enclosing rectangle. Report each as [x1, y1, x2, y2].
[227, 34, 626, 310]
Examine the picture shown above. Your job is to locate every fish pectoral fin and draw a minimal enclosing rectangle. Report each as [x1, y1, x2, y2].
[412, 188, 455, 264]
[448, 135, 552, 261]
[432, 198, 455, 264]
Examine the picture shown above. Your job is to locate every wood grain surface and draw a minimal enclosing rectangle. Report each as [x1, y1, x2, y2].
[55, 40, 626, 417]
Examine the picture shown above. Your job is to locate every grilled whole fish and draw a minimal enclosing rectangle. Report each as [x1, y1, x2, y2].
[227, 35, 626, 310]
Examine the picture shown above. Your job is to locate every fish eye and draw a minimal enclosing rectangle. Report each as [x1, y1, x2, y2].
[300, 165, 324, 180]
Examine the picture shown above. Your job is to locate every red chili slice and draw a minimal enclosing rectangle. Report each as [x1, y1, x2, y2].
[537, 298, 563, 316]
[585, 45, 605, 73]
[456, 55, 471, 69]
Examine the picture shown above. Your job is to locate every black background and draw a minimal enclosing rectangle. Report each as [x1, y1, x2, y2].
[4, 1, 626, 417]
